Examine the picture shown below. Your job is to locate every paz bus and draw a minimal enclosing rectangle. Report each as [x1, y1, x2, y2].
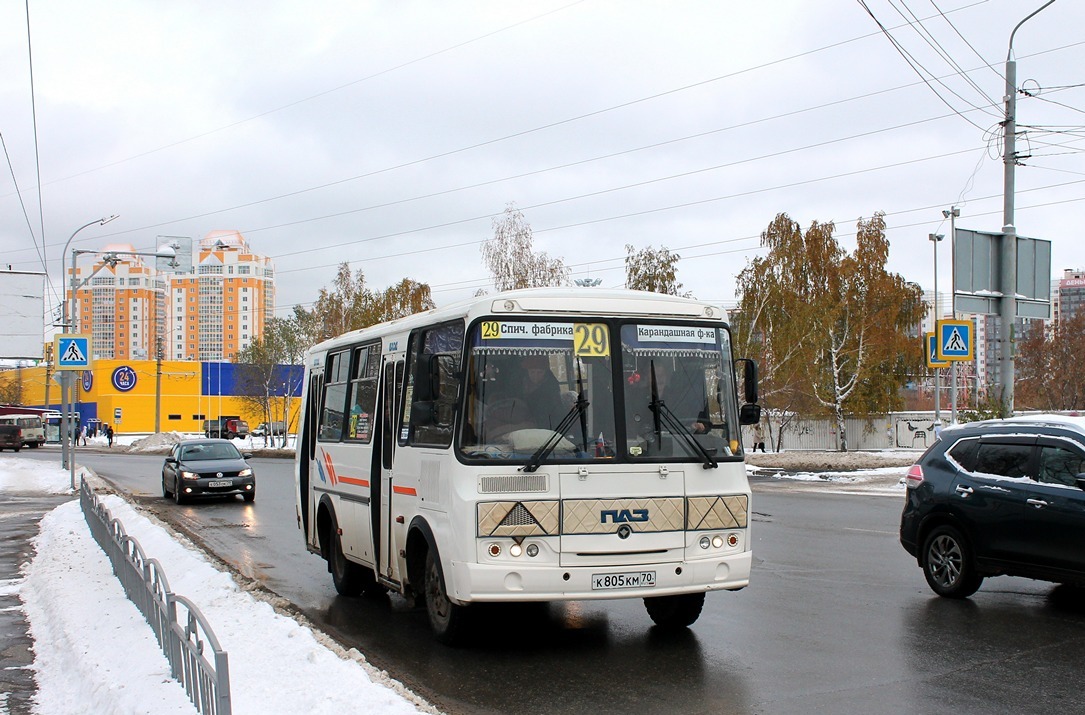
[294, 288, 761, 643]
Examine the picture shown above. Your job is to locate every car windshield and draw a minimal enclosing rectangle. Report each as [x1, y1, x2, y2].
[181, 443, 242, 461]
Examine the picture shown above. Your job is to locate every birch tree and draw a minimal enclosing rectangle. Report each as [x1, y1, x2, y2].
[481, 204, 569, 291]
[734, 212, 924, 450]
[624, 244, 689, 296]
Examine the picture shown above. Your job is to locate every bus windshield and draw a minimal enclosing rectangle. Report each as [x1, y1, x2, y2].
[460, 319, 616, 461]
[458, 318, 743, 464]
[620, 323, 743, 461]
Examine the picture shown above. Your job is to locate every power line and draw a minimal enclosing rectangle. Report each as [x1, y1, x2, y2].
[856, 0, 995, 132]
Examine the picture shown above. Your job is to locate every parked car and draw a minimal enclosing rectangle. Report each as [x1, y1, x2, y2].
[900, 414, 1085, 598]
[0, 424, 22, 452]
[162, 438, 256, 504]
[251, 421, 285, 438]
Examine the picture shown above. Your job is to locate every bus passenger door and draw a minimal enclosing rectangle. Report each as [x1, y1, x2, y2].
[376, 360, 404, 584]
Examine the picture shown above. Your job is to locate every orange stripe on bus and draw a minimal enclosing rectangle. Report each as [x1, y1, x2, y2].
[337, 477, 370, 487]
[392, 486, 417, 496]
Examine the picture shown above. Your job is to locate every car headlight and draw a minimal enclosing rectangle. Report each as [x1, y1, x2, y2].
[238, 468, 253, 477]
[181, 470, 200, 480]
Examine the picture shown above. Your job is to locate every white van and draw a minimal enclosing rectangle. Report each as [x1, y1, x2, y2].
[0, 414, 46, 448]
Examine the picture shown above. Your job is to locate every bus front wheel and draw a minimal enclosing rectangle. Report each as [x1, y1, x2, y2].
[644, 592, 705, 628]
[424, 549, 468, 645]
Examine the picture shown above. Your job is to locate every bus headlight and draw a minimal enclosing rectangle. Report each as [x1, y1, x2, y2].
[699, 536, 711, 550]
[526, 543, 539, 558]
[509, 543, 523, 558]
[487, 543, 501, 557]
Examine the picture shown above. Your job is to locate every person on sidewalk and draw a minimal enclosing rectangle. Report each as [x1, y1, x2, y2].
[106, 424, 114, 447]
[753, 423, 766, 453]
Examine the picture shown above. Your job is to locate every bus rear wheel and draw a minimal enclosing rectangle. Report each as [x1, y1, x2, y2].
[644, 592, 705, 628]
[424, 549, 469, 645]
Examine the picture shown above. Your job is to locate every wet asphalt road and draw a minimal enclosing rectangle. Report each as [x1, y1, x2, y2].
[21, 449, 1085, 715]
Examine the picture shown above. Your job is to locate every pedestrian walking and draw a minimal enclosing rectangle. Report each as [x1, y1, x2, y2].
[753, 423, 766, 453]
[79, 425, 87, 446]
[105, 424, 114, 448]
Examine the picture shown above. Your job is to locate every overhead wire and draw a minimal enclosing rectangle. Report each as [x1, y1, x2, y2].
[888, 0, 1001, 109]
[856, 0, 995, 132]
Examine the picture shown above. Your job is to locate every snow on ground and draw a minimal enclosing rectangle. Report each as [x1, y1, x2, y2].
[1, 456, 432, 715]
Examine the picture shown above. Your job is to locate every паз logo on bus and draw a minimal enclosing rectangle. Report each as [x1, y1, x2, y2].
[600, 509, 649, 524]
[111, 366, 137, 392]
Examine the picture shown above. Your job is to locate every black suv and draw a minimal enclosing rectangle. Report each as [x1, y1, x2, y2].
[900, 415, 1085, 598]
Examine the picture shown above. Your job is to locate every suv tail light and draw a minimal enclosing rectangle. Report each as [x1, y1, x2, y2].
[905, 464, 924, 489]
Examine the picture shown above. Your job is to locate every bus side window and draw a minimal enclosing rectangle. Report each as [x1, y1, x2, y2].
[346, 343, 380, 442]
[401, 321, 464, 448]
[319, 350, 350, 441]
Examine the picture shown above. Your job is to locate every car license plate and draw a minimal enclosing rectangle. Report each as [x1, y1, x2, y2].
[207, 480, 232, 488]
[591, 571, 656, 590]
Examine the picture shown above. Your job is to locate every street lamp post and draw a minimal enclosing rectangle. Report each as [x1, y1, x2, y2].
[65, 241, 177, 489]
[59, 215, 119, 471]
[930, 233, 944, 424]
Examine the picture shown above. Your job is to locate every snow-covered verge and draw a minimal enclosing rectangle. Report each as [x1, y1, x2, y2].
[1, 456, 433, 715]
[744, 450, 918, 494]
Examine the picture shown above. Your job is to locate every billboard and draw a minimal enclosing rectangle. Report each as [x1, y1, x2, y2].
[0, 271, 46, 360]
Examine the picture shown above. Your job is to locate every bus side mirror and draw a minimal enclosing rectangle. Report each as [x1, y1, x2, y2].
[739, 403, 761, 426]
[735, 358, 758, 404]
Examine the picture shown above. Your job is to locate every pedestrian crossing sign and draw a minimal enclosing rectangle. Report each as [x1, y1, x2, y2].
[54, 334, 92, 370]
[935, 320, 973, 361]
[925, 333, 950, 368]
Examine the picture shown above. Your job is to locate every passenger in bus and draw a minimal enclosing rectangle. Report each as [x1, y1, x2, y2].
[628, 363, 711, 437]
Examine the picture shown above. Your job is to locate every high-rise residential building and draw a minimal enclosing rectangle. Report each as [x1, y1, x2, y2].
[1055, 268, 1085, 323]
[67, 231, 275, 362]
[69, 244, 166, 361]
[169, 231, 275, 361]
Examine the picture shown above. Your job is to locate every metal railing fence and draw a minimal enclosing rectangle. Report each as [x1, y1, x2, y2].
[80, 477, 231, 715]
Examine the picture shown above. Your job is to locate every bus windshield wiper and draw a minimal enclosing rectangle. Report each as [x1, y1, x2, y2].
[521, 392, 589, 473]
[649, 398, 718, 469]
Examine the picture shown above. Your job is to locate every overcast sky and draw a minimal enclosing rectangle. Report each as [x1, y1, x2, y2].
[1, 0, 1083, 324]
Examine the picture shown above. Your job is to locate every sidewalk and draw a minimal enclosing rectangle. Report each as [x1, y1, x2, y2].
[0, 492, 73, 714]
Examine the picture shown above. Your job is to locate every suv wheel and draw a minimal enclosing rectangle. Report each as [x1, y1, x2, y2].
[922, 525, 983, 598]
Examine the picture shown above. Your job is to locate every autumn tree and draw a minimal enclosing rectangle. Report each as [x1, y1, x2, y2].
[299, 263, 436, 343]
[481, 204, 569, 292]
[733, 212, 924, 450]
[1016, 311, 1085, 409]
[0, 368, 24, 405]
[234, 317, 308, 445]
[624, 244, 689, 296]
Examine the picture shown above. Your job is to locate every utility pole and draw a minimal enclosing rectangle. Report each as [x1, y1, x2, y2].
[944, 207, 960, 423]
[1001, 0, 1056, 418]
[930, 233, 944, 423]
[155, 335, 163, 434]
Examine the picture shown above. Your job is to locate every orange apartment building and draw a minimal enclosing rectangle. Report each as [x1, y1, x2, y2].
[69, 230, 275, 362]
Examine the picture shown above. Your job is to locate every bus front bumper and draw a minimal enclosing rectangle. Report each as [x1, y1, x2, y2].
[447, 551, 752, 604]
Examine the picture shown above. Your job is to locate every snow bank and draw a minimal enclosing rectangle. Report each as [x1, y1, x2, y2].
[5, 457, 432, 715]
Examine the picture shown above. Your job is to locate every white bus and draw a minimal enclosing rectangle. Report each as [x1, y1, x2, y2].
[0, 414, 46, 448]
[294, 288, 761, 643]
